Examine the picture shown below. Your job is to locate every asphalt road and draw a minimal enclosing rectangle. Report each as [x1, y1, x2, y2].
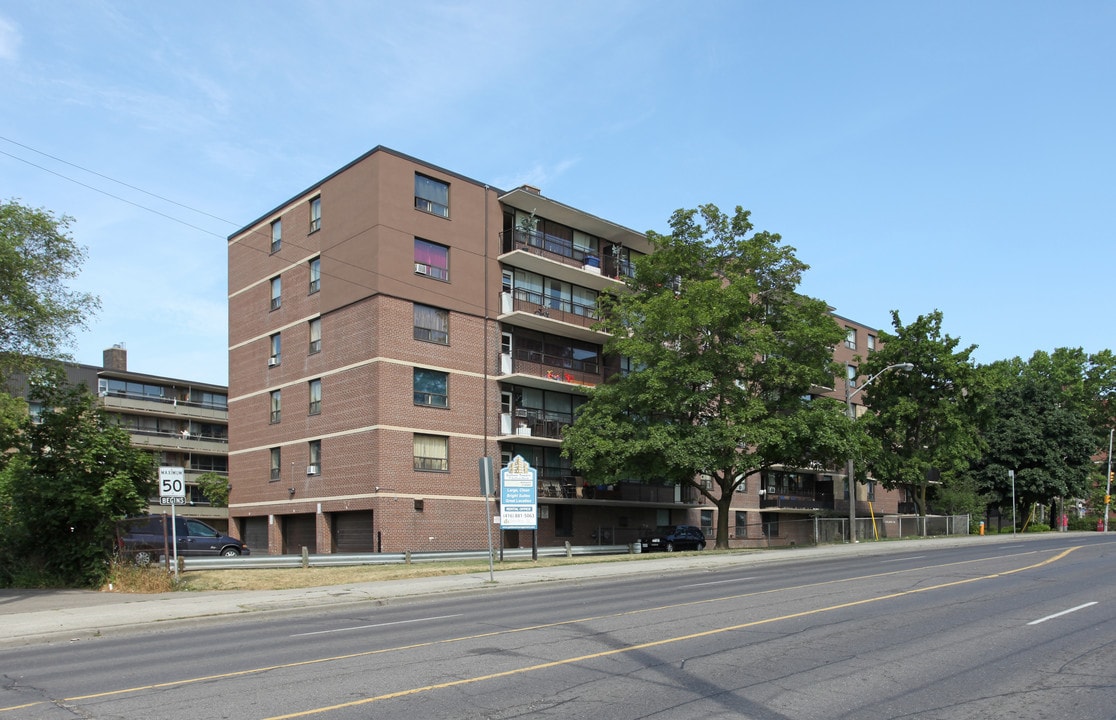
[2, 534, 1114, 719]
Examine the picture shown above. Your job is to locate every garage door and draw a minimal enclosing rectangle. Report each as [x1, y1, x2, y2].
[283, 514, 317, 554]
[332, 511, 375, 553]
[241, 516, 268, 554]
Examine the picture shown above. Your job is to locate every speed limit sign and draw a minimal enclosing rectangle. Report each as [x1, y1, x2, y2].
[159, 467, 186, 500]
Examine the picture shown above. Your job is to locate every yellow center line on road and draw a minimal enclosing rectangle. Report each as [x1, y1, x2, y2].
[0, 545, 1078, 716]
[266, 547, 1079, 720]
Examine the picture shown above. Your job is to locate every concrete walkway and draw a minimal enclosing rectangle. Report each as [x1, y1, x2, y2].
[0, 534, 1053, 646]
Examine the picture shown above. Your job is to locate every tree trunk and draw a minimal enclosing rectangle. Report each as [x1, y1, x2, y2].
[714, 494, 733, 550]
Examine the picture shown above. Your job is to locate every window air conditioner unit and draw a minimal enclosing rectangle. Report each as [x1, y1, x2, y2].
[307, 465, 319, 476]
[415, 263, 428, 275]
[268, 356, 279, 367]
[514, 408, 529, 417]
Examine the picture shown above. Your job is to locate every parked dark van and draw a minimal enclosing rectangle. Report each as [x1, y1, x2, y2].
[117, 515, 249, 564]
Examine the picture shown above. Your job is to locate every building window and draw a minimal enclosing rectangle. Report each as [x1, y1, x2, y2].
[270, 447, 281, 481]
[270, 276, 281, 311]
[414, 434, 448, 472]
[414, 368, 448, 408]
[414, 174, 449, 218]
[308, 317, 321, 354]
[847, 364, 857, 389]
[308, 257, 320, 295]
[735, 511, 747, 538]
[309, 196, 321, 233]
[845, 327, 857, 350]
[700, 509, 713, 535]
[414, 304, 449, 344]
[307, 440, 321, 475]
[270, 219, 281, 253]
[414, 238, 449, 281]
[270, 390, 281, 424]
[867, 334, 876, 351]
[269, 333, 281, 367]
[308, 378, 321, 415]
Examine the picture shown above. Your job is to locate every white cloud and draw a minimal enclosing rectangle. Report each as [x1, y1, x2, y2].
[0, 15, 20, 61]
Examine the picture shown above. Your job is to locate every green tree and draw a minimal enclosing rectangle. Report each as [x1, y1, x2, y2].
[562, 205, 852, 549]
[0, 199, 100, 381]
[971, 352, 1099, 521]
[195, 471, 229, 508]
[859, 311, 984, 523]
[0, 371, 154, 588]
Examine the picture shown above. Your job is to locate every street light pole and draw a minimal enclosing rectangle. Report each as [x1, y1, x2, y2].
[845, 362, 914, 543]
[1105, 428, 1112, 533]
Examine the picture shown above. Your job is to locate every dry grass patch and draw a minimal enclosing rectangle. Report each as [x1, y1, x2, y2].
[179, 552, 663, 592]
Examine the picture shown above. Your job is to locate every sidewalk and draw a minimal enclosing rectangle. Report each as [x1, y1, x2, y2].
[0, 534, 1042, 646]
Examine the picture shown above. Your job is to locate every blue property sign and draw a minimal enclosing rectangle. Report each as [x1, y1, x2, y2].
[500, 455, 538, 530]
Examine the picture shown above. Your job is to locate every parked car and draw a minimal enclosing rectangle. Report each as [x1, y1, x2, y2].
[117, 515, 249, 564]
[640, 525, 706, 552]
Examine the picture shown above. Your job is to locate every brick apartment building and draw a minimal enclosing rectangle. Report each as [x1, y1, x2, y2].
[227, 146, 899, 555]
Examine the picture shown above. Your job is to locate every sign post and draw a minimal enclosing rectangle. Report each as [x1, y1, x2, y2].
[479, 457, 495, 582]
[158, 467, 186, 580]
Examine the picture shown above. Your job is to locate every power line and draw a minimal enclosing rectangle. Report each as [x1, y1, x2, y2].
[0, 148, 226, 239]
[0, 135, 238, 227]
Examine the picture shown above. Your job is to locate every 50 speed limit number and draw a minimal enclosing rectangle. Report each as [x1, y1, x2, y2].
[159, 467, 186, 499]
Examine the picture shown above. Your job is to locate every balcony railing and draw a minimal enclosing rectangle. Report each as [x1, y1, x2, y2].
[508, 353, 600, 388]
[760, 493, 835, 511]
[501, 229, 634, 280]
[508, 288, 599, 331]
[535, 480, 697, 504]
[510, 408, 573, 439]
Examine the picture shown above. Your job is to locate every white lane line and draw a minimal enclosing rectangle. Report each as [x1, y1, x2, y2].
[291, 614, 463, 637]
[681, 577, 757, 588]
[1027, 602, 1097, 626]
[879, 555, 926, 563]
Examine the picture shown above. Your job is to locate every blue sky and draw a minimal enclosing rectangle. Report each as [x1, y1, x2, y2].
[1, 1, 1112, 385]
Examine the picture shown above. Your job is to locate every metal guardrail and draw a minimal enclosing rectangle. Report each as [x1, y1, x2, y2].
[180, 544, 634, 571]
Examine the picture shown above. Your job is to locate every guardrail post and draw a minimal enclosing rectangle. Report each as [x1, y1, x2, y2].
[405, 550, 411, 564]
[565, 541, 572, 558]
[301, 546, 309, 568]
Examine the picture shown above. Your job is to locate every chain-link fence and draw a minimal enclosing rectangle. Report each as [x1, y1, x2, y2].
[697, 514, 971, 548]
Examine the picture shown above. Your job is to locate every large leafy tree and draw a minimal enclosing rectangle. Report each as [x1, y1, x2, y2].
[0, 372, 155, 588]
[859, 310, 983, 520]
[562, 204, 852, 549]
[971, 351, 1101, 521]
[0, 199, 100, 381]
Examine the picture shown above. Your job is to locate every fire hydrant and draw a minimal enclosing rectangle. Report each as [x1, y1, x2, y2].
[978, 521, 985, 536]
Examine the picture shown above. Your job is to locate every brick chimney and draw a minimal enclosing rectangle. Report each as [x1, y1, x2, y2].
[103, 344, 127, 371]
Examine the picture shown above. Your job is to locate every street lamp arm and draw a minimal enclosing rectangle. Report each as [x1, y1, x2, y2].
[846, 362, 915, 404]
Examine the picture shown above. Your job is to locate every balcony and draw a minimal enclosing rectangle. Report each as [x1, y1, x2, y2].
[760, 493, 835, 511]
[498, 290, 604, 343]
[128, 429, 228, 452]
[501, 408, 571, 443]
[536, 480, 698, 505]
[498, 351, 600, 392]
[100, 392, 227, 422]
[499, 229, 630, 292]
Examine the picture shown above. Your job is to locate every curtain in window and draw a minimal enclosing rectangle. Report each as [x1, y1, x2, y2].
[414, 304, 448, 335]
[414, 239, 448, 268]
